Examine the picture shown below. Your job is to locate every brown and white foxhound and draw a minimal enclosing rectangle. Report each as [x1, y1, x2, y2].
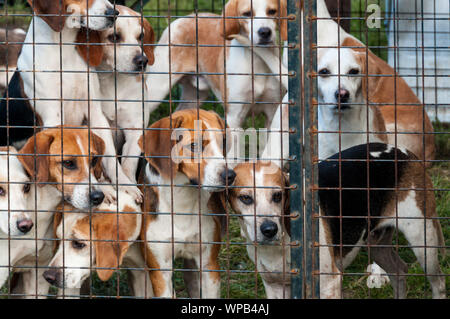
[0, 0, 142, 203]
[138, 109, 234, 298]
[145, 0, 287, 129]
[43, 189, 150, 298]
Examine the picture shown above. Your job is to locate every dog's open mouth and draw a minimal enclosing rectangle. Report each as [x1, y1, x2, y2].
[333, 104, 351, 111]
[257, 40, 274, 46]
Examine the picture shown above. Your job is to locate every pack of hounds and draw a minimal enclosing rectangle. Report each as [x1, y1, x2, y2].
[0, 0, 445, 299]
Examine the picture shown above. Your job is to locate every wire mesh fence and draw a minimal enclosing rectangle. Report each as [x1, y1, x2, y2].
[0, 0, 447, 299]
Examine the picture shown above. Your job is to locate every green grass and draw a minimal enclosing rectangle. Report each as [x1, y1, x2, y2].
[0, 0, 448, 299]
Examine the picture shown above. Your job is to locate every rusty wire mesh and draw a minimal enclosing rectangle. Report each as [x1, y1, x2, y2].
[0, 0, 447, 299]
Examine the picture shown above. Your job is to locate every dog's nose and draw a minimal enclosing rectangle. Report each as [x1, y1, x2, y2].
[133, 55, 149, 70]
[17, 219, 33, 234]
[105, 8, 119, 21]
[260, 220, 278, 239]
[43, 269, 62, 287]
[258, 27, 272, 40]
[335, 89, 350, 104]
[220, 169, 236, 185]
[90, 190, 105, 206]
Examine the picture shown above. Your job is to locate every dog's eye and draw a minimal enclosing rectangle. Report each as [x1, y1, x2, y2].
[239, 194, 254, 205]
[62, 160, 77, 170]
[23, 183, 31, 194]
[319, 68, 330, 76]
[91, 156, 99, 168]
[108, 32, 121, 43]
[190, 142, 199, 152]
[272, 191, 282, 203]
[72, 240, 86, 249]
[138, 32, 145, 41]
[349, 68, 360, 75]
[267, 9, 277, 15]
[0, 187, 5, 197]
[243, 11, 252, 17]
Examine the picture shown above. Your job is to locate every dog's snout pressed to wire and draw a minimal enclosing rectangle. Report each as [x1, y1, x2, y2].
[0, 0, 446, 301]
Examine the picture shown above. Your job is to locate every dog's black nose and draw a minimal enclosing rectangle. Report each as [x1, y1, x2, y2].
[220, 169, 236, 185]
[17, 219, 33, 234]
[43, 269, 62, 287]
[258, 27, 272, 40]
[335, 89, 350, 104]
[133, 54, 149, 70]
[105, 8, 119, 21]
[90, 190, 105, 206]
[260, 220, 278, 239]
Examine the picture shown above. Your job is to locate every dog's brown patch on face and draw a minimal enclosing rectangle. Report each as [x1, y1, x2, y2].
[18, 128, 104, 198]
[73, 205, 138, 281]
[222, 0, 287, 40]
[342, 37, 435, 163]
[139, 109, 225, 184]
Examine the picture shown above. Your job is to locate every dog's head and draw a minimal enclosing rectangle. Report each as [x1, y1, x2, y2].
[139, 109, 236, 192]
[317, 47, 381, 112]
[95, 5, 155, 72]
[222, 0, 287, 45]
[18, 128, 106, 210]
[43, 192, 140, 289]
[27, 0, 117, 32]
[0, 147, 34, 236]
[229, 161, 290, 243]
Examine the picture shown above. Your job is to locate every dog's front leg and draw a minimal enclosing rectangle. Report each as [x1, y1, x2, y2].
[191, 245, 221, 299]
[89, 103, 143, 204]
[121, 130, 145, 184]
[319, 217, 342, 299]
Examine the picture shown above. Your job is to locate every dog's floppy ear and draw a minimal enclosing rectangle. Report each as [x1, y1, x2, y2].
[208, 191, 228, 238]
[282, 172, 291, 237]
[138, 116, 184, 181]
[279, 0, 288, 41]
[221, 0, 241, 40]
[18, 131, 55, 187]
[76, 28, 104, 67]
[141, 18, 155, 66]
[94, 212, 136, 281]
[52, 208, 64, 253]
[355, 52, 381, 100]
[28, 0, 66, 32]
[91, 133, 105, 180]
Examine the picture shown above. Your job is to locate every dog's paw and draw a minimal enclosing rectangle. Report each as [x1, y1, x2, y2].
[366, 263, 390, 289]
[122, 185, 143, 204]
[99, 184, 117, 205]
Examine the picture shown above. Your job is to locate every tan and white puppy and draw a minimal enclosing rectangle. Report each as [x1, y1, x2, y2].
[94, 5, 155, 184]
[138, 109, 234, 298]
[316, 0, 435, 164]
[317, 47, 387, 159]
[145, 0, 287, 129]
[1, 128, 106, 298]
[2, 0, 142, 203]
[228, 161, 291, 298]
[43, 190, 151, 298]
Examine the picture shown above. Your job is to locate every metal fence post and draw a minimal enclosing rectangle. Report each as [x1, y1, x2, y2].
[302, 0, 319, 299]
[288, 0, 304, 299]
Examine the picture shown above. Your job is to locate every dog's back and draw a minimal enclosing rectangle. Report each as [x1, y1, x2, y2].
[319, 143, 417, 255]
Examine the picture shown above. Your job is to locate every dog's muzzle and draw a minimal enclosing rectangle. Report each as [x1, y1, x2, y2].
[260, 219, 278, 240]
[43, 269, 64, 288]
